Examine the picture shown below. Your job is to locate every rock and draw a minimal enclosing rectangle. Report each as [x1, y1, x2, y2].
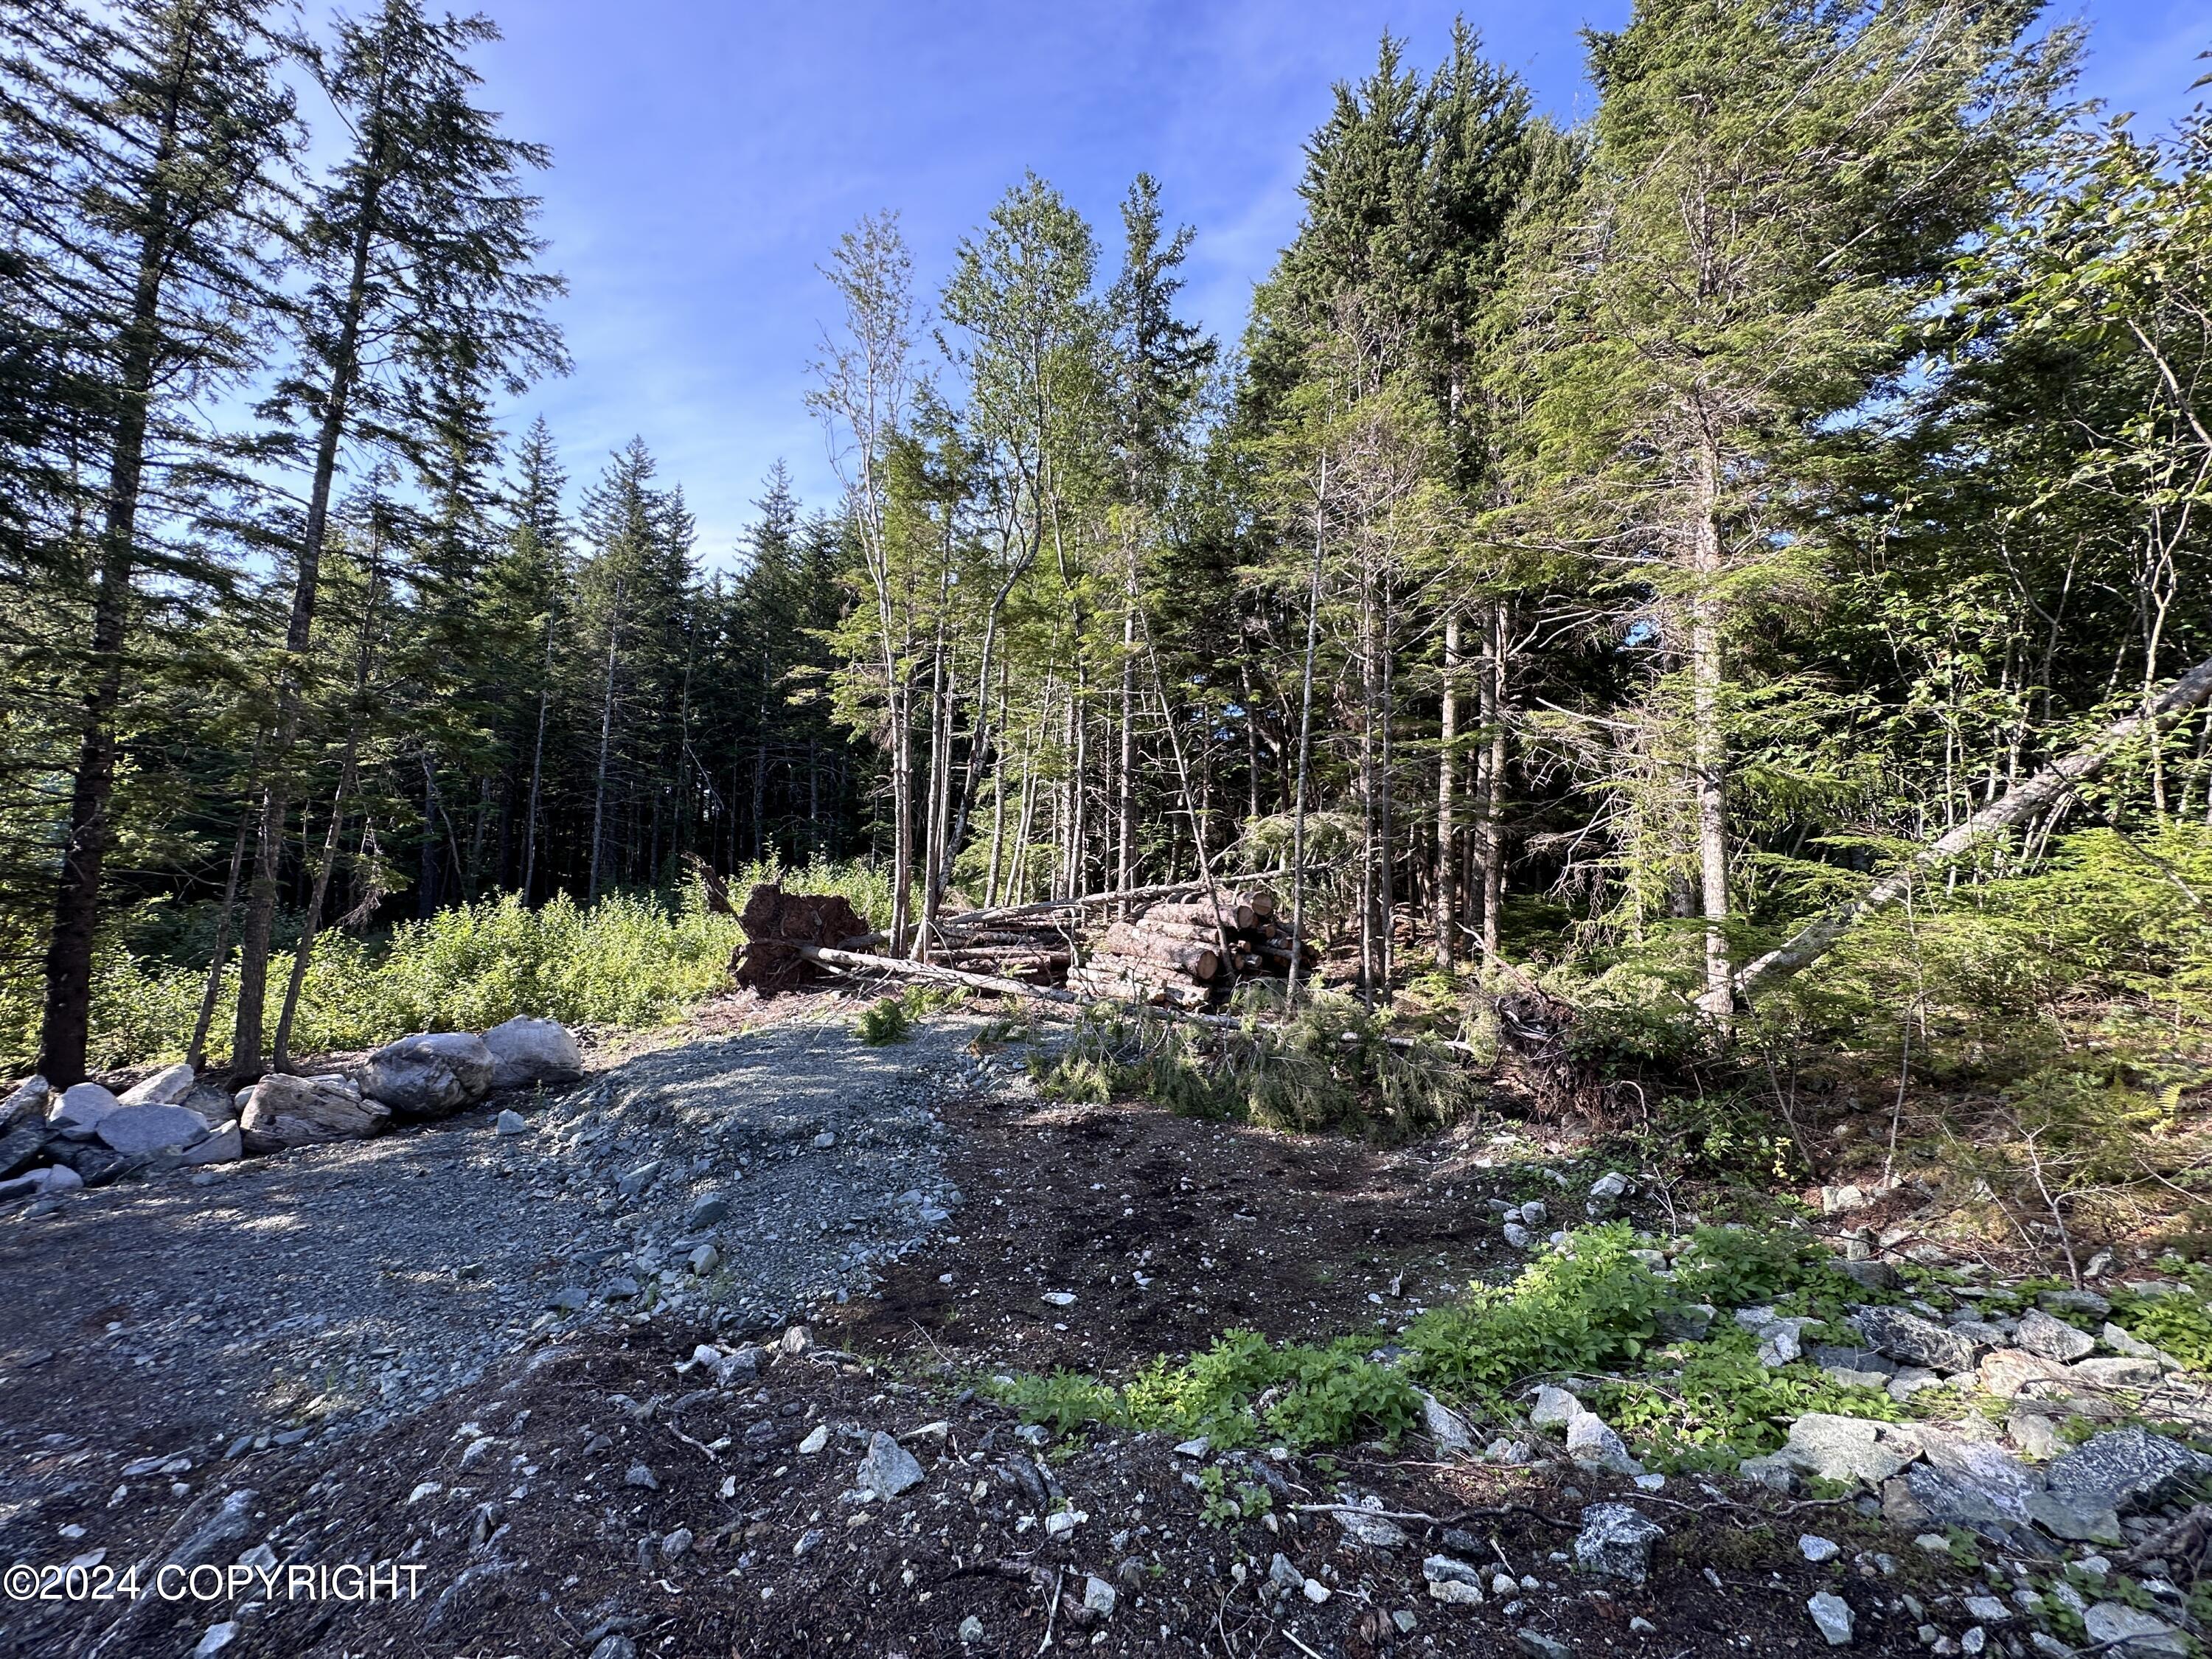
[0, 1074, 51, 1130]
[1173, 1438, 1210, 1458]
[480, 1016, 583, 1089]
[119, 1062, 197, 1106]
[1888, 1367, 1945, 1402]
[1842, 1259, 1903, 1291]
[49, 1082, 122, 1140]
[181, 1123, 242, 1166]
[2022, 1490, 2121, 1545]
[1807, 1590, 1854, 1646]
[494, 1109, 529, 1135]
[1852, 1307, 1977, 1373]
[192, 1621, 237, 1658]
[1419, 1390, 1475, 1456]
[1588, 1171, 1630, 1200]
[660, 1527, 692, 1559]
[958, 1615, 985, 1645]
[2040, 1288, 2112, 1320]
[356, 1032, 495, 1115]
[1335, 1497, 1408, 1548]
[797, 1425, 827, 1455]
[1963, 1596, 2011, 1623]
[2017, 1309, 2097, 1363]
[859, 1430, 925, 1499]
[1919, 1433, 2038, 1520]
[1518, 1200, 1548, 1226]
[1528, 1385, 1582, 1430]
[1738, 1454, 1800, 1494]
[0, 1120, 47, 1179]
[1655, 1302, 1714, 1341]
[1040, 1290, 1077, 1307]
[1423, 1554, 1484, 1593]
[1082, 1575, 1116, 1617]
[2083, 1602, 2188, 1655]
[616, 1161, 661, 1199]
[1800, 1534, 1840, 1562]
[2069, 1357, 2162, 1389]
[1573, 1503, 1665, 1582]
[2045, 1427, 2204, 1516]
[689, 1243, 719, 1274]
[1270, 1554, 1305, 1593]
[1820, 1184, 1870, 1215]
[2101, 1324, 2171, 1363]
[1774, 1414, 1918, 1486]
[95, 1103, 209, 1157]
[1517, 1632, 1571, 1659]
[1565, 1412, 1641, 1475]
[588, 1639, 636, 1659]
[0, 1164, 82, 1201]
[1980, 1349, 2073, 1399]
[1810, 1344, 1896, 1377]
[625, 1462, 658, 1490]
[239, 1074, 389, 1152]
[2008, 1408, 2065, 1461]
[687, 1192, 731, 1229]
[1502, 1221, 1533, 1250]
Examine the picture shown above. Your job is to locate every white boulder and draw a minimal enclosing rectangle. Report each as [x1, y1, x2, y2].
[96, 1103, 211, 1158]
[0, 1075, 51, 1130]
[480, 1017, 583, 1089]
[49, 1082, 122, 1140]
[119, 1062, 197, 1106]
[0, 1164, 83, 1201]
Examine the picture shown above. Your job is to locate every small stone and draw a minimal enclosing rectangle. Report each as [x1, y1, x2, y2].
[1853, 1307, 1978, 1372]
[1518, 1200, 1548, 1226]
[1842, 1259, 1903, 1291]
[686, 1192, 731, 1228]
[798, 1425, 828, 1455]
[1573, 1503, 1665, 1582]
[1172, 1438, 1210, 1458]
[1394, 1609, 1419, 1632]
[1799, 1534, 1840, 1563]
[1334, 1498, 1407, 1548]
[2016, 1309, 2096, 1363]
[1419, 1390, 1475, 1456]
[1963, 1596, 2010, 1622]
[1269, 1554, 1304, 1592]
[959, 1614, 985, 1644]
[590, 1638, 636, 1659]
[812, 1130, 835, 1149]
[689, 1244, 720, 1275]
[2039, 1289, 2112, 1319]
[1807, 1590, 1854, 1646]
[1565, 1412, 1641, 1475]
[1528, 1385, 1581, 1430]
[625, 1462, 658, 1490]
[1588, 1171, 1630, 1200]
[1502, 1221, 1533, 1250]
[1041, 1290, 1077, 1307]
[860, 1431, 925, 1499]
[1301, 1577, 1329, 1604]
[192, 1622, 237, 1658]
[1775, 1413, 1915, 1486]
[2008, 1409, 2065, 1461]
[661, 1527, 692, 1559]
[494, 1109, 528, 1135]
[1517, 1632, 1571, 1659]
[1045, 1508, 1082, 1538]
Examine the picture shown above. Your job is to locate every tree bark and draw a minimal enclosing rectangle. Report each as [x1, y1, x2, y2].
[1433, 609, 1459, 970]
[1690, 440, 1732, 1023]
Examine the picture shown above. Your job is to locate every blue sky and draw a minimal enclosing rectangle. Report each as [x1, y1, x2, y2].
[465, 0, 2211, 568]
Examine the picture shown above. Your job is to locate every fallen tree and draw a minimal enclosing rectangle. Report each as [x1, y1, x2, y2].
[1735, 653, 2212, 1004]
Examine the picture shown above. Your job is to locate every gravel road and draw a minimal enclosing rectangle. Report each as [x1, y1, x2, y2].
[0, 1013, 983, 1476]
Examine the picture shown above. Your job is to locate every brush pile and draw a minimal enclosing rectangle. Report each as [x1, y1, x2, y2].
[1065, 888, 1315, 1008]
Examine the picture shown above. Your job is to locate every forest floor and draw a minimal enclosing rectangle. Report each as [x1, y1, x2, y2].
[0, 992, 2175, 1658]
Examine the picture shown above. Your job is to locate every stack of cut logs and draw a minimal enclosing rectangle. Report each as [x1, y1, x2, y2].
[1065, 888, 1315, 1008]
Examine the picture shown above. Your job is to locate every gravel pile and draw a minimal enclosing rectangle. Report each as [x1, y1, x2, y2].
[0, 1015, 981, 1470]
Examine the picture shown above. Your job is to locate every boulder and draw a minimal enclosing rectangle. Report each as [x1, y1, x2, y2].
[2014, 1309, 2096, 1363]
[240, 1074, 390, 1152]
[1528, 1385, 1582, 1431]
[1806, 1591, 1854, 1647]
[1573, 1503, 1664, 1583]
[1978, 1349, 2073, 1399]
[2069, 1357, 2163, 1390]
[96, 1103, 210, 1158]
[48, 1082, 122, 1141]
[2045, 1427, 2204, 1517]
[1773, 1414, 1918, 1486]
[1851, 1306, 1977, 1373]
[1655, 1302, 1714, 1341]
[49, 1140, 135, 1186]
[480, 1017, 583, 1090]
[0, 1120, 46, 1180]
[1565, 1412, 1641, 1475]
[357, 1033, 494, 1116]
[182, 1122, 243, 1166]
[0, 1164, 82, 1201]
[2082, 1601, 2188, 1656]
[1417, 1391, 1475, 1457]
[119, 1062, 197, 1106]
[0, 1074, 51, 1131]
[2039, 1288, 2112, 1320]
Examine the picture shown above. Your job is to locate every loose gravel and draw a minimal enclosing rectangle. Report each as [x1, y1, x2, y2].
[0, 1015, 979, 1468]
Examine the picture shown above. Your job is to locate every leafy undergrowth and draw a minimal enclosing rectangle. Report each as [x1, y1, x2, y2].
[987, 1222, 1910, 1465]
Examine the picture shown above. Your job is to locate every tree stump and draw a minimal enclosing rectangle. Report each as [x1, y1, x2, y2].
[731, 882, 871, 996]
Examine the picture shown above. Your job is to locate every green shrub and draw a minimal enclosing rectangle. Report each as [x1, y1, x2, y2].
[2108, 1287, 2212, 1374]
[855, 997, 911, 1045]
[1673, 1224, 1867, 1312]
[1593, 1326, 1899, 1472]
[1402, 1223, 1675, 1397]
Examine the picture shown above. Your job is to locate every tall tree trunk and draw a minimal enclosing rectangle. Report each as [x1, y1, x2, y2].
[1690, 442, 1732, 1021]
[1433, 610, 1459, 970]
[1287, 455, 1328, 1004]
[521, 608, 554, 901]
[1117, 605, 1137, 916]
[186, 806, 254, 1071]
[37, 90, 182, 1086]
[588, 579, 625, 900]
[232, 127, 388, 1077]
[1479, 601, 1508, 962]
[273, 761, 352, 1070]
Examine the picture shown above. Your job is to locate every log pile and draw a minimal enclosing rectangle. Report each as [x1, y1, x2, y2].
[1065, 888, 1315, 1008]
